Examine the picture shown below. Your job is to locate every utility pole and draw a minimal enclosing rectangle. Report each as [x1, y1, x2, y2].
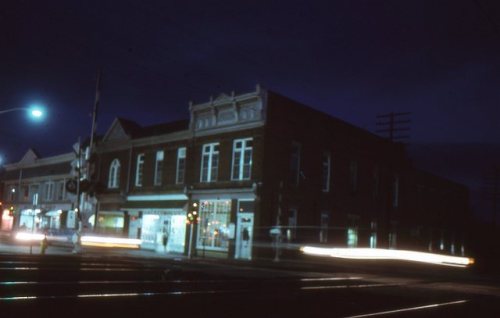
[86, 69, 101, 231]
[89, 69, 101, 152]
[76, 137, 82, 231]
[375, 112, 411, 248]
[376, 112, 411, 142]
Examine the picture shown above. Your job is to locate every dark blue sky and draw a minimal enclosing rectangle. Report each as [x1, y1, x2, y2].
[1, 0, 500, 162]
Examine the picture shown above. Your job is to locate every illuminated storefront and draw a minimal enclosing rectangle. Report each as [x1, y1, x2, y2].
[1, 210, 14, 231]
[133, 209, 186, 253]
[95, 211, 125, 235]
[197, 200, 232, 252]
[41, 210, 63, 229]
[18, 209, 42, 231]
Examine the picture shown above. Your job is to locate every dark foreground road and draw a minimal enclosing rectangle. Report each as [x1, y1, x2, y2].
[0, 253, 499, 318]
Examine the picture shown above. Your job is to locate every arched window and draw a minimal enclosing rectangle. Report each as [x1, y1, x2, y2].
[108, 159, 120, 189]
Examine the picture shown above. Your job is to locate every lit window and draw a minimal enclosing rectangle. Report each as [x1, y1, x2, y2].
[231, 138, 253, 181]
[200, 143, 219, 182]
[347, 227, 358, 247]
[135, 154, 145, 187]
[108, 159, 121, 189]
[197, 200, 231, 251]
[154, 150, 164, 186]
[370, 222, 377, 248]
[322, 152, 331, 192]
[176, 147, 186, 184]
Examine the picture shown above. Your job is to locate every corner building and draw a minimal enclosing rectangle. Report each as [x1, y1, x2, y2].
[93, 86, 470, 259]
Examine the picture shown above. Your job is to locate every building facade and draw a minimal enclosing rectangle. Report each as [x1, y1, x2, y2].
[0, 86, 470, 260]
[0, 149, 78, 234]
[88, 86, 470, 259]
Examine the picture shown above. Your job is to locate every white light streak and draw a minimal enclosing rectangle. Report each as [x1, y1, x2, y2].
[343, 299, 468, 318]
[301, 283, 399, 290]
[81, 235, 141, 248]
[0, 296, 37, 301]
[300, 246, 474, 267]
[77, 293, 140, 298]
[15, 232, 45, 241]
[300, 277, 363, 282]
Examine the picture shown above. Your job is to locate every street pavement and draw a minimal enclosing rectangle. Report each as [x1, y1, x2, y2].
[1, 240, 500, 317]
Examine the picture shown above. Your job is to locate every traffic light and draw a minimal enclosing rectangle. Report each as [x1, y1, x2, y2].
[8, 206, 14, 217]
[187, 202, 200, 225]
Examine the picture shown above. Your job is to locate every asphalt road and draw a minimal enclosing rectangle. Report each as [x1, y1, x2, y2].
[0, 251, 499, 318]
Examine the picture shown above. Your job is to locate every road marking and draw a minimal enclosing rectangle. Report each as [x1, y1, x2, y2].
[343, 299, 469, 318]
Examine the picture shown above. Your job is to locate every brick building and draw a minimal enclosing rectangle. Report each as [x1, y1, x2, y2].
[0, 149, 78, 234]
[1, 86, 470, 259]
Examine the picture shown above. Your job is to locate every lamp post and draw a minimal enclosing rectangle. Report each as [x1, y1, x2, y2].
[0, 106, 45, 119]
[0, 104, 46, 246]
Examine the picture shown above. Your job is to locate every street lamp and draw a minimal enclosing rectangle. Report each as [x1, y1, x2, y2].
[0, 106, 45, 121]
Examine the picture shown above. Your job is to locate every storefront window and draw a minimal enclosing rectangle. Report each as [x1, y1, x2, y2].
[347, 227, 358, 247]
[197, 200, 231, 251]
[96, 212, 125, 235]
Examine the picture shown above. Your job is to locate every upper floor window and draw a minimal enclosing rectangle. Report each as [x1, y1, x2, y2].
[6, 185, 16, 201]
[232, 138, 253, 180]
[22, 185, 29, 201]
[135, 154, 145, 187]
[393, 175, 400, 208]
[29, 184, 39, 203]
[55, 181, 65, 201]
[176, 147, 186, 184]
[44, 182, 54, 201]
[321, 152, 331, 192]
[349, 160, 358, 192]
[289, 142, 301, 186]
[154, 150, 164, 186]
[201, 143, 219, 182]
[108, 159, 121, 189]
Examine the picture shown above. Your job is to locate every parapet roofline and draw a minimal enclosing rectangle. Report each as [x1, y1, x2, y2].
[4, 152, 74, 170]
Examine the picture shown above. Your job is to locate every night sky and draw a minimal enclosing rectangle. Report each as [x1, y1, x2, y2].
[1, 0, 500, 163]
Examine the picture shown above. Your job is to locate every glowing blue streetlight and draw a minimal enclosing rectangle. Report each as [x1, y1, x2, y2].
[30, 108, 43, 118]
[0, 105, 46, 121]
[27, 105, 45, 121]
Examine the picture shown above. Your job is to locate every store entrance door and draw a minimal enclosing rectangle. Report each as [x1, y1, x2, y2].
[235, 213, 254, 260]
